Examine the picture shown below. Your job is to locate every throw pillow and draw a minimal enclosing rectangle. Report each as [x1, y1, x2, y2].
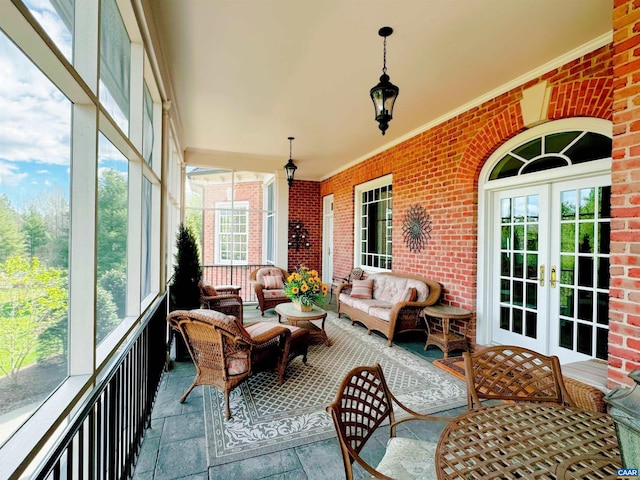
[263, 275, 284, 289]
[201, 281, 217, 296]
[351, 279, 374, 299]
[400, 287, 417, 302]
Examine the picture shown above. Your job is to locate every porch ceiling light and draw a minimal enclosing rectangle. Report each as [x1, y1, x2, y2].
[284, 136, 297, 187]
[370, 26, 399, 136]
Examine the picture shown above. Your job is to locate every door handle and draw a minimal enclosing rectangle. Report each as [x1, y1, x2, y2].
[550, 265, 557, 288]
[538, 265, 545, 287]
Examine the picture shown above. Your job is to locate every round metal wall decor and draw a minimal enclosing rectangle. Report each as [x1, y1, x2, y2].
[402, 204, 431, 252]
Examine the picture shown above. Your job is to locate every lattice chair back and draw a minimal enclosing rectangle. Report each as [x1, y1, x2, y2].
[331, 366, 393, 458]
[463, 345, 574, 410]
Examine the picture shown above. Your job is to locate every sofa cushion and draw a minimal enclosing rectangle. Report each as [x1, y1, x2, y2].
[263, 275, 284, 289]
[561, 359, 608, 392]
[351, 279, 374, 299]
[401, 287, 417, 302]
[376, 437, 438, 480]
[368, 306, 393, 322]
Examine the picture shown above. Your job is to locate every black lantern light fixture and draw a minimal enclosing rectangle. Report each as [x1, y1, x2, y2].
[370, 26, 399, 135]
[284, 136, 297, 187]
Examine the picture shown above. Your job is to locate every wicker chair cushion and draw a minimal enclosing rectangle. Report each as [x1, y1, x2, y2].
[376, 437, 438, 480]
[351, 279, 374, 298]
[562, 359, 608, 392]
[371, 275, 429, 303]
[226, 351, 250, 375]
[244, 321, 301, 342]
[263, 289, 288, 299]
[263, 275, 284, 289]
[255, 267, 286, 285]
[201, 281, 217, 296]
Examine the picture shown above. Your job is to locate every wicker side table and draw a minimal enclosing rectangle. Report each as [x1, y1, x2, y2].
[421, 304, 472, 358]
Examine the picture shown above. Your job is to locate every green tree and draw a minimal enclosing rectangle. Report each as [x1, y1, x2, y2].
[22, 205, 49, 260]
[97, 168, 128, 275]
[40, 190, 70, 268]
[0, 256, 67, 382]
[170, 223, 202, 311]
[0, 195, 25, 263]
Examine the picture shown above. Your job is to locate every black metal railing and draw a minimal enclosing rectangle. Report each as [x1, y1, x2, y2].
[32, 294, 168, 480]
[201, 264, 275, 302]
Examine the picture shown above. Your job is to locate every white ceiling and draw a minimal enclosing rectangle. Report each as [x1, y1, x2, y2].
[151, 0, 612, 181]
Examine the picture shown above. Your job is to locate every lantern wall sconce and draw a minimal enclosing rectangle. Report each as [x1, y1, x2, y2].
[370, 26, 399, 135]
[284, 136, 297, 187]
[288, 221, 311, 251]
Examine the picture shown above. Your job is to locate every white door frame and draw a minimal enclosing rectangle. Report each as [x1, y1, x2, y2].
[477, 118, 612, 351]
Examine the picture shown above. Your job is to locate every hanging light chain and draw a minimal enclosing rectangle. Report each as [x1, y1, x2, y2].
[382, 35, 387, 74]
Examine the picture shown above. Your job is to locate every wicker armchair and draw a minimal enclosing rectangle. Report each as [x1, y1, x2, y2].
[199, 280, 244, 321]
[326, 363, 452, 480]
[463, 345, 575, 410]
[249, 266, 291, 315]
[167, 309, 307, 419]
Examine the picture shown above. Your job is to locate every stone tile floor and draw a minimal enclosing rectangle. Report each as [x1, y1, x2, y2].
[132, 303, 465, 480]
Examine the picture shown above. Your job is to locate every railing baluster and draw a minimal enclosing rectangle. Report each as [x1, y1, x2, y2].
[31, 295, 167, 480]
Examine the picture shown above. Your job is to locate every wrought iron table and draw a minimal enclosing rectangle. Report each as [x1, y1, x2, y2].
[436, 403, 621, 480]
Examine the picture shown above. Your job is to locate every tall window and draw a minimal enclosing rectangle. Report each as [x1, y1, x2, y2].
[356, 175, 393, 270]
[99, 0, 131, 134]
[0, 29, 71, 445]
[185, 169, 277, 268]
[97, 134, 129, 342]
[265, 181, 275, 265]
[216, 202, 248, 264]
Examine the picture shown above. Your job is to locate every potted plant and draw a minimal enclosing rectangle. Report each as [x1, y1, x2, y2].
[169, 223, 202, 360]
[284, 265, 329, 311]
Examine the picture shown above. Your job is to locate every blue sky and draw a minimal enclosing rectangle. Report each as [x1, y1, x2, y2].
[0, 1, 127, 211]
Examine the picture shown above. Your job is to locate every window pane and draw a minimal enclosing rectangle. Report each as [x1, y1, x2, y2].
[142, 83, 153, 165]
[360, 182, 392, 269]
[97, 134, 128, 343]
[141, 178, 152, 299]
[0, 30, 71, 445]
[23, 0, 74, 62]
[100, 0, 131, 134]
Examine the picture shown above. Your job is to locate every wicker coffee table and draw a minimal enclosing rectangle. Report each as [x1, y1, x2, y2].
[275, 303, 331, 346]
[436, 403, 620, 480]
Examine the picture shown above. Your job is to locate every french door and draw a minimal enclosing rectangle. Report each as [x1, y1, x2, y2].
[491, 175, 611, 363]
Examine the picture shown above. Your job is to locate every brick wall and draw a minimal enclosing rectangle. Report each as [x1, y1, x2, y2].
[322, 45, 613, 353]
[610, 0, 640, 387]
[288, 180, 322, 274]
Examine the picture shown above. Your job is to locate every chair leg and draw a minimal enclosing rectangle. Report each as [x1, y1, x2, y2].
[180, 381, 197, 403]
[224, 391, 231, 419]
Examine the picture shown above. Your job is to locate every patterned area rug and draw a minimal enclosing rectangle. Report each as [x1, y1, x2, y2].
[204, 312, 467, 466]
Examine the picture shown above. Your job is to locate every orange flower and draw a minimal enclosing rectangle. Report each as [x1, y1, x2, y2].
[291, 286, 299, 294]
[301, 282, 309, 292]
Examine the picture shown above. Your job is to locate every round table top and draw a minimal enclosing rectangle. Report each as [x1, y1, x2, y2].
[436, 402, 620, 480]
[422, 304, 472, 319]
[275, 303, 327, 320]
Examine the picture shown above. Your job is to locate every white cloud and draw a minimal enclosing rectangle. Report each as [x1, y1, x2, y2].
[0, 161, 28, 186]
[0, 32, 72, 167]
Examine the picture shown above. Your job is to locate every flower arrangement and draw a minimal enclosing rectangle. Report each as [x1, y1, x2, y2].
[284, 266, 329, 310]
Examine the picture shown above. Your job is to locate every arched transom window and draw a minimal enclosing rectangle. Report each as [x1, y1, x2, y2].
[489, 131, 612, 180]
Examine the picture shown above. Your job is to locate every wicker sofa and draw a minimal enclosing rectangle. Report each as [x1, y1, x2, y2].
[337, 272, 441, 346]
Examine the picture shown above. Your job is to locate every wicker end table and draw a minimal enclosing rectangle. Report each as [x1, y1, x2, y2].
[275, 303, 331, 346]
[421, 304, 472, 358]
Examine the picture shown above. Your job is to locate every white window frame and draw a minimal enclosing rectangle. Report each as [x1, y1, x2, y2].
[215, 201, 249, 265]
[354, 174, 393, 272]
